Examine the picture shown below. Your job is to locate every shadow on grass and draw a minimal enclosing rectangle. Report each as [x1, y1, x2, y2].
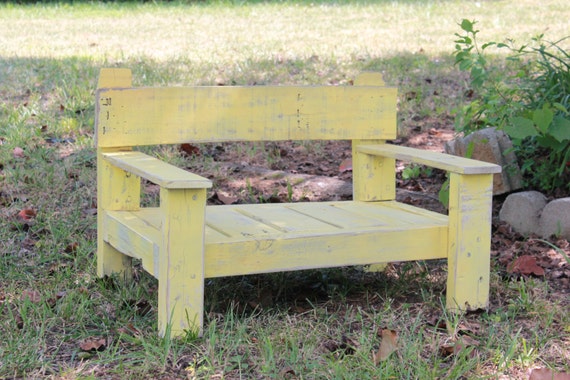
[0, 50, 461, 314]
[1, 51, 464, 378]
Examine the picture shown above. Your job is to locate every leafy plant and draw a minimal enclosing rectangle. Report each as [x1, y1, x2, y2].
[401, 164, 433, 180]
[453, 19, 570, 192]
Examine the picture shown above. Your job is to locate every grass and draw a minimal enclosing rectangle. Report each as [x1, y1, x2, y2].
[1, 1, 569, 378]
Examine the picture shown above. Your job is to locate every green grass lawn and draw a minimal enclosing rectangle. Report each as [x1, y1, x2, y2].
[1, 1, 569, 378]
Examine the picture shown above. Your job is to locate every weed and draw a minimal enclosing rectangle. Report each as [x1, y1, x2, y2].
[402, 163, 434, 180]
[453, 19, 570, 193]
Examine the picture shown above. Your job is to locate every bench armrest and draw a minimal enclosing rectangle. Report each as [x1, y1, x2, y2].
[102, 151, 212, 189]
[356, 144, 501, 174]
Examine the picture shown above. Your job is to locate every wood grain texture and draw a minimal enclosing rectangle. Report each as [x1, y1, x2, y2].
[96, 85, 398, 147]
[103, 151, 212, 189]
[357, 144, 502, 174]
[95, 68, 498, 337]
[446, 173, 494, 310]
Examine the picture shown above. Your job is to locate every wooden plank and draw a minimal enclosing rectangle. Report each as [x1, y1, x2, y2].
[109, 201, 447, 244]
[96, 85, 398, 147]
[204, 225, 448, 277]
[158, 188, 207, 337]
[284, 203, 391, 229]
[352, 139, 396, 201]
[380, 200, 448, 222]
[331, 201, 448, 226]
[97, 68, 132, 89]
[96, 69, 134, 281]
[106, 206, 447, 279]
[102, 151, 212, 189]
[104, 210, 160, 278]
[233, 203, 344, 232]
[97, 149, 140, 280]
[446, 173, 493, 311]
[357, 144, 502, 174]
[205, 206, 286, 237]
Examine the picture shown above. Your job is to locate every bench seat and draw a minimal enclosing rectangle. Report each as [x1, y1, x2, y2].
[103, 200, 448, 279]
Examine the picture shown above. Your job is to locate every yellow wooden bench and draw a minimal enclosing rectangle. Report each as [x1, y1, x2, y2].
[95, 68, 501, 337]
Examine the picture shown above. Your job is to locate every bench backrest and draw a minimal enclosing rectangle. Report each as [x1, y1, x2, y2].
[95, 69, 398, 148]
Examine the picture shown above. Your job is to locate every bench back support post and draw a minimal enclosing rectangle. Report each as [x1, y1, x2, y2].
[351, 73, 396, 201]
[352, 139, 396, 201]
[96, 69, 138, 281]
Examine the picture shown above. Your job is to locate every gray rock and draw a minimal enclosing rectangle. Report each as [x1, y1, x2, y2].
[499, 191, 548, 236]
[539, 198, 570, 239]
[445, 127, 523, 195]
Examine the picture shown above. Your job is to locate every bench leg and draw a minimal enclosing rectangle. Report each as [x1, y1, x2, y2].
[158, 188, 207, 338]
[446, 173, 494, 311]
[97, 242, 133, 282]
[97, 151, 140, 281]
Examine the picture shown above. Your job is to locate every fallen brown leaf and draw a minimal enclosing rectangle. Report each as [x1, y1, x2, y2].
[529, 367, 570, 380]
[508, 255, 545, 276]
[18, 208, 37, 221]
[79, 338, 107, 352]
[118, 323, 142, 336]
[13, 147, 25, 158]
[21, 289, 41, 303]
[338, 158, 352, 173]
[373, 328, 398, 364]
[64, 242, 79, 254]
[439, 335, 479, 358]
[179, 143, 200, 157]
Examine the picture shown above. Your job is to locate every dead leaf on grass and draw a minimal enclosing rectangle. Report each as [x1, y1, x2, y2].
[529, 367, 570, 380]
[439, 335, 479, 358]
[79, 337, 107, 352]
[18, 208, 36, 221]
[338, 158, 352, 173]
[15, 312, 24, 329]
[373, 328, 398, 364]
[507, 255, 545, 276]
[179, 143, 200, 157]
[13, 147, 25, 158]
[21, 289, 41, 303]
[278, 366, 298, 379]
[321, 335, 358, 358]
[64, 242, 79, 254]
[117, 323, 142, 336]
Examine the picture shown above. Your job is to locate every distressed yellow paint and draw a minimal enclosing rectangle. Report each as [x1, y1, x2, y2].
[354, 72, 385, 86]
[97, 68, 132, 89]
[446, 173, 494, 310]
[159, 188, 207, 337]
[352, 139, 396, 202]
[102, 201, 448, 278]
[95, 68, 501, 337]
[103, 151, 212, 189]
[96, 69, 136, 281]
[357, 144, 502, 174]
[95, 85, 398, 147]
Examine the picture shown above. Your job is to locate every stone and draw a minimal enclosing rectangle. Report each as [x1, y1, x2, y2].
[445, 127, 523, 195]
[539, 198, 570, 239]
[499, 191, 547, 236]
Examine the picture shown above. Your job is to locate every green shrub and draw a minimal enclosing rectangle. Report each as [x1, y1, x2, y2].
[453, 19, 570, 193]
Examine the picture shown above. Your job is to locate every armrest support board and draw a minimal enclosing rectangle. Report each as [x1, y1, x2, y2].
[102, 151, 212, 189]
[357, 144, 501, 175]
